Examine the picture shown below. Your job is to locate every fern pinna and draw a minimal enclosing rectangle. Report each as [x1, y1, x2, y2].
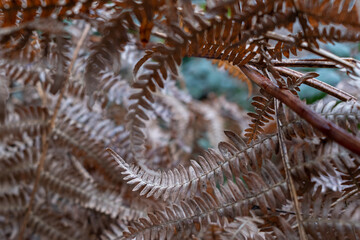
[1, 0, 360, 239]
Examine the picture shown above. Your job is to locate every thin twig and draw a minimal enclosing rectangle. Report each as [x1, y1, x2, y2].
[264, 31, 356, 70]
[239, 65, 360, 155]
[36, 82, 48, 106]
[275, 66, 357, 102]
[270, 58, 359, 68]
[275, 100, 308, 240]
[18, 23, 91, 240]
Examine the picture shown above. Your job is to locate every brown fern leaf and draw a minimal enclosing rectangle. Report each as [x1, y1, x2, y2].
[0, 61, 52, 89]
[0, 191, 28, 216]
[269, 41, 302, 62]
[119, 162, 288, 239]
[0, 20, 65, 60]
[0, 33, 71, 94]
[45, 35, 72, 94]
[194, 42, 260, 67]
[85, 12, 134, 94]
[107, 134, 278, 203]
[56, 99, 124, 142]
[101, 221, 129, 240]
[126, 15, 212, 160]
[53, 115, 125, 184]
[0, 30, 41, 61]
[233, 12, 297, 48]
[0, 79, 8, 123]
[210, 0, 266, 18]
[270, 216, 298, 240]
[296, 26, 360, 47]
[205, 0, 297, 53]
[26, 207, 87, 240]
[88, 73, 133, 109]
[297, 0, 360, 30]
[192, 222, 226, 240]
[129, 0, 294, 158]
[0, 146, 38, 188]
[0, 0, 102, 28]
[334, 152, 360, 200]
[289, 142, 336, 186]
[0, 146, 146, 221]
[40, 170, 145, 219]
[245, 91, 275, 144]
[221, 214, 266, 240]
[285, 72, 319, 96]
[0, 106, 49, 141]
[302, 195, 360, 240]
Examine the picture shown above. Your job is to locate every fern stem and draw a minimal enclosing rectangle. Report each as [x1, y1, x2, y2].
[275, 66, 356, 102]
[264, 31, 356, 70]
[18, 24, 91, 240]
[239, 65, 360, 155]
[271, 58, 359, 69]
[275, 100, 308, 240]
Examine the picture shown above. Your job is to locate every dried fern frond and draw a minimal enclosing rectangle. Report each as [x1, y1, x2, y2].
[297, 0, 360, 30]
[108, 129, 279, 202]
[0, 106, 49, 141]
[85, 12, 134, 94]
[0, 147, 146, 222]
[0, 0, 101, 28]
[296, 25, 360, 46]
[0, 79, 8, 123]
[0, 32, 72, 94]
[245, 90, 275, 143]
[52, 116, 125, 184]
[302, 195, 360, 240]
[120, 161, 288, 239]
[108, 99, 360, 205]
[335, 152, 360, 201]
[2, 0, 360, 239]
[221, 214, 265, 240]
[27, 208, 83, 240]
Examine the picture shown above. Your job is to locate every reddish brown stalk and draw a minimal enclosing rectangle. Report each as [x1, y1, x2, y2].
[239, 65, 360, 155]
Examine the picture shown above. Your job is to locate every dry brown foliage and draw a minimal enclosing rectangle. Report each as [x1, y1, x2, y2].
[0, 0, 360, 239]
